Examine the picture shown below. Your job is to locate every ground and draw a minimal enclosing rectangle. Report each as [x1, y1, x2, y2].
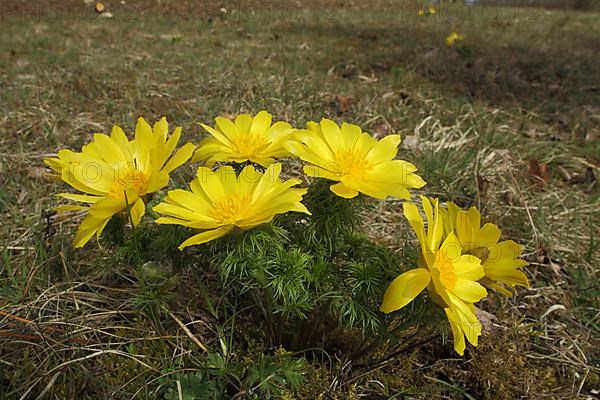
[0, 0, 599, 399]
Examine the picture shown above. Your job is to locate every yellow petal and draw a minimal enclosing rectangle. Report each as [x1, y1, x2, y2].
[341, 176, 388, 199]
[304, 165, 340, 181]
[73, 214, 110, 248]
[192, 138, 226, 163]
[252, 163, 282, 202]
[451, 278, 487, 303]
[93, 133, 127, 165]
[285, 141, 329, 168]
[134, 117, 153, 166]
[444, 308, 466, 356]
[235, 113, 253, 133]
[250, 110, 272, 135]
[215, 116, 240, 142]
[478, 223, 501, 246]
[146, 172, 170, 194]
[57, 193, 101, 203]
[447, 294, 481, 346]
[162, 142, 195, 173]
[110, 125, 132, 160]
[129, 198, 145, 226]
[484, 265, 530, 287]
[196, 167, 226, 203]
[454, 256, 485, 281]
[456, 211, 474, 245]
[164, 189, 211, 214]
[161, 126, 182, 166]
[403, 202, 426, 246]
[214, 165, 238, 194]
[380, 268, 431, 313]
[330, 181, 359, 198]
[366, 134, 400, 164]
[319, 118, 344, 153]
[199, 122, 233, 146]
[341, 122, 362, 149]
[88, 197, 127, 219]
[178, 226, 233, 249]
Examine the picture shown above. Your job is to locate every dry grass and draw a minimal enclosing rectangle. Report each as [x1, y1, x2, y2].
[1, 0, 599, 398]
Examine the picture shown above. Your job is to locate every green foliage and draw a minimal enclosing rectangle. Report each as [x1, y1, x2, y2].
[186, 181, 403, 352]
[162, 351, 306, 400]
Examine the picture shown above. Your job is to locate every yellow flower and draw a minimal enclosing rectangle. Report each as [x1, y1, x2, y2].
[428, 6, 436, 14]
[442, 202, 530, 296]
[153, 163, 310, 249]
[192, 110, 296, 167]
[285, 119, 426, 199]
[380, 197, 487, 355]
[446, 32, 465, 46]
[418, 9, 425, 16]
[44, 117, 196, 248]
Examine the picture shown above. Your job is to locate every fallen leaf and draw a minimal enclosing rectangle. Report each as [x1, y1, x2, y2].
[540, 304, 566, 320]
[371, 122, 390, 139]
[95, 2, 105, 13]
[503, 191, 515, 206]
[476, 174, 489, 206]
[557, 165, 571, 182]
[402, 135, 419, 153]
[475, 307, 497, 333]
[528, 158, 549, 185]
[332, 95, 353, 114]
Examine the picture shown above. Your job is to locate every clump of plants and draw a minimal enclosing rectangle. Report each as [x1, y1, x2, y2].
[44, 110, 530, 395]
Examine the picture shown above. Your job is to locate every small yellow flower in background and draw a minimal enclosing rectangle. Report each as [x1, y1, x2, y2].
[285, 119, 426, 200]
[192, 110, 296, 167]
[153, 163, 310, 249]
[446, 32, 465, 46]
[380, 197, 487, 355]
[418, 6, 436, 16]
[441, 202, 530, 296]
[44, 117, 196, 248]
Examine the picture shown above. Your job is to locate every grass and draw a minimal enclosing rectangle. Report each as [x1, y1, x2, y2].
[1, 0, 599, 398]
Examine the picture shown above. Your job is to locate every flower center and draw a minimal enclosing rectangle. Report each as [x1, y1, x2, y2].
[108, 167, 149, 199]
[234, 134, 267, 156]
[334, 149, 370, 177]
[434, 251, 456, 289]
[212, 193, 252, 224]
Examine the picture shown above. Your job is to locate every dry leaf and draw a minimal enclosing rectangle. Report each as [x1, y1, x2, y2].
[95, 2, 105, 13]
[528, 158, 549, 185]
[402, 135, 419, 153]
[371, 122, 390, 139]
[476, 174, 489, 206]
[557, 165, 571, 182]
[503, 191, 515, 206]
[475, 307, 497, 333]
[332, 95, 353, 114]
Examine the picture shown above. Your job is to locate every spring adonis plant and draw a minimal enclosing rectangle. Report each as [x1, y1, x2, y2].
[381, 197, 487, 355]
[153, 163, 310, 249]
[441, 202, 530, 296]
[44, 117, 195, 247]
[285, 118, 426, 199]
[192, 110, 296, 167]
[380, 197, 530, 355]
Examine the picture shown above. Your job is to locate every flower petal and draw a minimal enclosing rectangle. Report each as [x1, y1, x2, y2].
[178, 226, 233, 249]
[380, 269, 431, 313]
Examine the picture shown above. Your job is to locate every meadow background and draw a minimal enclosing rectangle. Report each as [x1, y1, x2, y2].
[0, 0, 599, 398]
